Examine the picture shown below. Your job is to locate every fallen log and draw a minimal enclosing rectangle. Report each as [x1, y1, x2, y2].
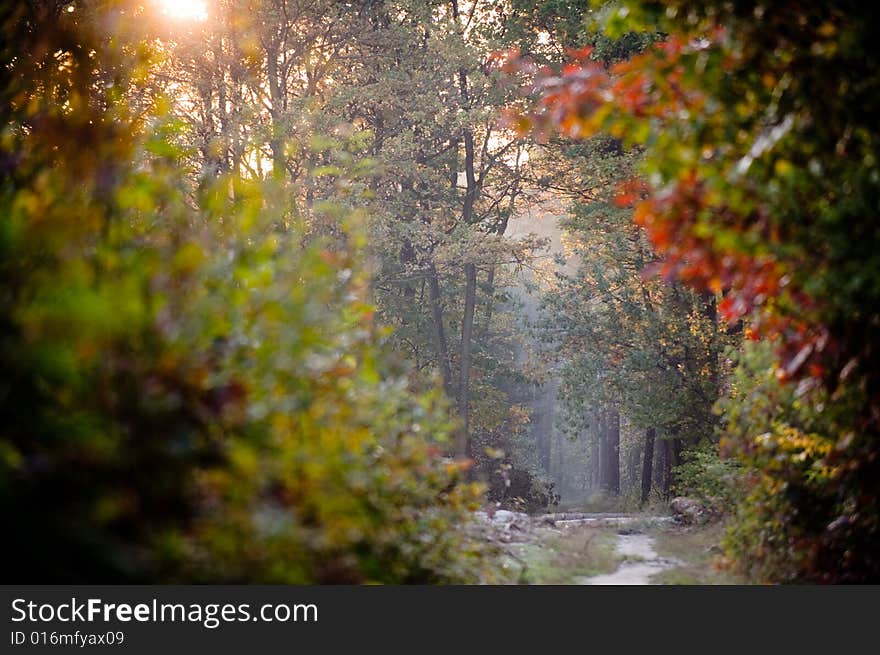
[538, 512, 628, 524]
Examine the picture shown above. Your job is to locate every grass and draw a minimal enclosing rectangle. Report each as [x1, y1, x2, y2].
[554, 492, 642, 514]
[495, 507, 748, 585]
[508, 527, 622, 584]
[649, 521, 745, 585]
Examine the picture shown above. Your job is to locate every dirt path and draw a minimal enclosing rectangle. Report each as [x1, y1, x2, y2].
[477, 511, 692, 584]
[575, 533, 680, 585]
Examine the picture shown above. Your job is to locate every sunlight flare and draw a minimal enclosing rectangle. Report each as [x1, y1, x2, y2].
[159, 0, 208, 22]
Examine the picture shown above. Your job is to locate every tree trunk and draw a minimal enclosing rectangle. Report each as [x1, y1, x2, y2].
[554, 425, 564, 494]
[603, 407, 620, 495]
[212, 39, 230, 177]
[654, 435, 665, 491]
[427, 263, 453, 396]
[481, 265, 495, 338]
[265, 42, 286, 179]
[455, 261, 476, 459]
[590, 412, 601, 491]
[627, 434, 640, 494]
[661, 438, 678, 498]
[641, 427, 656, 506]
[454, 34, 478, 460]
[535, 383, 554, 474]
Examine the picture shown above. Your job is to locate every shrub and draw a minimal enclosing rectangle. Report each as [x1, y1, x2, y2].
[0, 1, 494, 583]
[671, 441, 741, 516]
[717, 340, 878, 583]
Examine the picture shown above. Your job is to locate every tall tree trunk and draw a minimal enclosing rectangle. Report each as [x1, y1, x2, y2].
[212, 39, 230, 177]
[669, 437, 682, 496]
[554, 425, 564, 494]
[427, 263, 453, 396]
[654, 435, 665, 490]
[641, 427, 656, 506]
[590, 411, 601, 490]
[453, 27, 478, 459]
[265, 42, 286, 179]
[198, 83, 222, 182]
[229, 39, 243, 183]
[535, 383, 553, 474]
[627, 434, 640, 494]
[661, 439, 676, 498]
[603, 407, 620, 495]
[456, 261, 476, 458]
[481, 265, 495, 338]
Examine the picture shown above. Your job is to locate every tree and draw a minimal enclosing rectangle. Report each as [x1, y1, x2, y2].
[514, 1, 880, 580]
[538, 135, 724, 503]
[325, 1, 549, 471]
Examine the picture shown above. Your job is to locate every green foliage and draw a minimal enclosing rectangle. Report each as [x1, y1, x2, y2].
[717, 339, 878, 583]
[671, 442, 740, 511]
[505, 0, 593, 55]
[651, 523, 742, 585]
[521, 0, 880, 580]
[537, 132, 726, 499]
[511, 528, 620, 584]
[318, 0, 556, 496]
[623, 1, 880, 583]
[0, 0, 495, 583]
[485, 460, 560, 514]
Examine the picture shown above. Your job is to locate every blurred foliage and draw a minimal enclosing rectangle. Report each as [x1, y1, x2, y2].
[0, 0, 495, 583]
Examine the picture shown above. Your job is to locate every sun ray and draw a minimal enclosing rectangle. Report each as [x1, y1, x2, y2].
[159, 0, 208, 22]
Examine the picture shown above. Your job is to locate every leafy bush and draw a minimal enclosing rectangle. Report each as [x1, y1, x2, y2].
[717, 340, 878, 583]
[671, 442, 741, 515]
[485, 463, 559, 514]
[0, 1, 494, 583]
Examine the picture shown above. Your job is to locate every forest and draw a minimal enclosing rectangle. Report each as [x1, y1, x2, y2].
[2, 0, 878, 584]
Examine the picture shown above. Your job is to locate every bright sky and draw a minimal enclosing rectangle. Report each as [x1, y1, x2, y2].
[159, 0, 208, 22]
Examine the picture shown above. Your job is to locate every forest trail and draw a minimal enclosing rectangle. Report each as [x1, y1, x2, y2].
[480, 511, 730, 585]
[575, 533, 679, 585]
